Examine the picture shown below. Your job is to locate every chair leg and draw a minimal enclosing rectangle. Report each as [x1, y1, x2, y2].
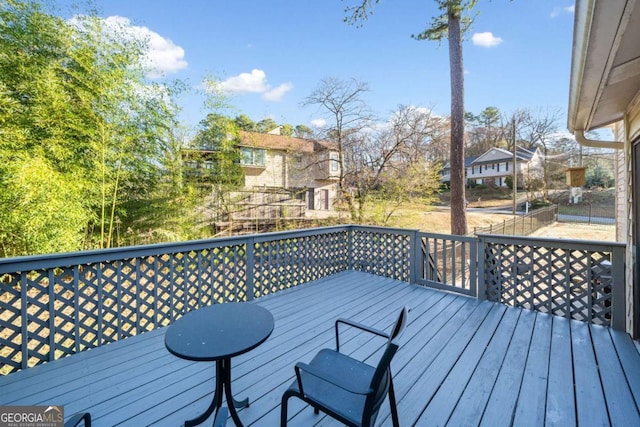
[388, 378, 400, 427]
[280, 392, 291, 427]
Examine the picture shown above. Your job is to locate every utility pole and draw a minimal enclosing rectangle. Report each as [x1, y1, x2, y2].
[512, 118, 517, 216]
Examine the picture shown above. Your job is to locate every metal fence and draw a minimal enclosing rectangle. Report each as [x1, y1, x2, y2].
[473, 205, 558, 236]
[558, 203, 615, 225]
[0, 225, 626, 375]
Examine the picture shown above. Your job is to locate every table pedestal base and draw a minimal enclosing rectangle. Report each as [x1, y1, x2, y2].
[185, 358, 248, 427]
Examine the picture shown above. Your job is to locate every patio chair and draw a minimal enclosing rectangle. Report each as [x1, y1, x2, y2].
[65, 412, 91, 427]
[280, 307, 408, 427]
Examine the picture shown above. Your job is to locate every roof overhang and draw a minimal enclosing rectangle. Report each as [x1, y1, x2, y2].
[568, 0, 640, 138]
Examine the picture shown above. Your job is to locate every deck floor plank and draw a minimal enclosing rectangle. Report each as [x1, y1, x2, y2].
[610, 328, 640, 409]
[591, 324, 640, 426]
[572, 319, 610, 426]
[415, 304, 518, 426]
[1, 271, 639, 427]
[510, 309, 552, 426]
[478, 308, 536, 427]
[545, 316, 576, 426]
[445, 307, 523, 426]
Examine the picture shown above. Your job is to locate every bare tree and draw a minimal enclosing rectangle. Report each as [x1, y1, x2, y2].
[302, 77, 373, 220]
[342, 106, 443, 223]
[519, 107, 562, 200]
[304, 85, 444, 223]
[391, 105, 450, 164]
[344, 0, 479, 235]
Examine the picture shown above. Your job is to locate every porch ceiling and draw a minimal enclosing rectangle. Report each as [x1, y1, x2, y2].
[568, 0, 640, 132]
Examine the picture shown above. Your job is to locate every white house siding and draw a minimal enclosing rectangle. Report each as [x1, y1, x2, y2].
[613, 94, 640, 334]
[244, 151, 286, 188]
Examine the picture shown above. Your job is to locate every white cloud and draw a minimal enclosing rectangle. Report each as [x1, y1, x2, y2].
[263, 82, 293, 101]
[472, 32, 503, 48]
[220, 69, 269, 93]
[311, 118, 327, 128]
[102, 16, 187, 79]
[551, 5, 575, 18]
[219, 69, 293, 101]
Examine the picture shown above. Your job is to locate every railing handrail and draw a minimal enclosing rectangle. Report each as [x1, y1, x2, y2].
[0, 225, 354, 274]
[477, 233, 625, 250]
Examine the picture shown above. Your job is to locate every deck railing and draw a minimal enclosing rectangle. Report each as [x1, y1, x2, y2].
[478, 234, 626, 330]
[0, 225, 626, 375]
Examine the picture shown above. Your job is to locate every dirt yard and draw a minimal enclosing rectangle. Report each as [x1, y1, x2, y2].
[528, 222, 616, 241]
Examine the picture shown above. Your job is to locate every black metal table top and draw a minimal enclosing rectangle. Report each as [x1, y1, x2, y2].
[164, 303, 274, 361]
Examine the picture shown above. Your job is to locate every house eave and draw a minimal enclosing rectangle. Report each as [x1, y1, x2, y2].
[568, 0, 640, 137]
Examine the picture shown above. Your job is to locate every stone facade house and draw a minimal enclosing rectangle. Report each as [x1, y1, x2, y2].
[183, 130, 340, 211]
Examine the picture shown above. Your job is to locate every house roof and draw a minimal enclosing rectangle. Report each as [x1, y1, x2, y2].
[568, 0, 640, 133]
[471, 147, 538, 164]
[465, 156, 479, 167]
[442, 147, 537, 171]
[238, 131, 335, 153]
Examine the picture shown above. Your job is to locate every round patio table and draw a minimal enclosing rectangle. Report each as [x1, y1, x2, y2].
[165, 302, 274, 427]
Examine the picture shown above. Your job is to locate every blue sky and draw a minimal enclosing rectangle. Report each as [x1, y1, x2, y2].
[60, 1, 577, 132]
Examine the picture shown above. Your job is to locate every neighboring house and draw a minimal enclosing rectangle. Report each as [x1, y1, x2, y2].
[568, 0, 640, 335]
[183, 130, 340, 211]
[441, 147, 543, 188]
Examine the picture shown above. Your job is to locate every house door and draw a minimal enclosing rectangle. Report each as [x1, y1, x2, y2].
[307, 189, 315, 210]
[321, 189, 329, 210]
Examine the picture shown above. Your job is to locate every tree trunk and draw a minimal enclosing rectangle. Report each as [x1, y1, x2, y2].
[448, 9, 467, 235]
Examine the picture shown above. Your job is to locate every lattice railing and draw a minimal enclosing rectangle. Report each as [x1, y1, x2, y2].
[0, 227, 351, 375]
[350, 226, 413, 282]
[479, 234, 625, 329]
[0, 226, 627, 375]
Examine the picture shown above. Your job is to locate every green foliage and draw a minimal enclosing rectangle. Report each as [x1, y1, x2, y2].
[255, 117, 278, 133]
[280, 123, 294, 136]
[0, 156, 91, 256]
[412, 0, 478, 42]
[585, 165, 613, 188]
[0, 0, 184, 255]
[190, 114, 244, 187]
[505, 175, 513, 189]
[294, 124, 313, 138]
[234, 114, 256, 131]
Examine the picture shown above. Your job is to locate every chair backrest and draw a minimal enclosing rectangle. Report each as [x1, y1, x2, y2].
[362, 307, 408, 426]
[362, 339, 399, 426]
[388, 306, 408, 341]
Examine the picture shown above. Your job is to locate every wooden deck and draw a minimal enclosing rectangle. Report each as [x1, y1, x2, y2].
[1, 271, 639, 426]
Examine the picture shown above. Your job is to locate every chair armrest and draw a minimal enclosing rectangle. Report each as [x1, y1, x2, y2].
[295, 362, 373, 396]
[65, 412, 91, 427]
[335, 318, 389, 351]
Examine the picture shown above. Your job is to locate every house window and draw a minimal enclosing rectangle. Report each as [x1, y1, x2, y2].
[240, 147, 266, 166]
[472, 166, 475, 174]
[497, 163, 500, 172]
[329, 152, 339, 172]
[506, 162, 509, 171]
[492, 163, 495, 170]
